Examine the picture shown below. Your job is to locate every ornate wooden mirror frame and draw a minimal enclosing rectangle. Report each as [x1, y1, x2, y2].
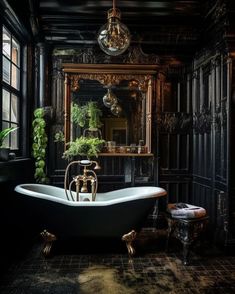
[63, 63, 158, 153]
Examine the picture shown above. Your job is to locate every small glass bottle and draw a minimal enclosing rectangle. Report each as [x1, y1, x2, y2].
[138, 140, 144, 154]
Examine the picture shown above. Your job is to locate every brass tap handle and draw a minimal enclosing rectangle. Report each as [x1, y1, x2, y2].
[64, 159, 100, 202]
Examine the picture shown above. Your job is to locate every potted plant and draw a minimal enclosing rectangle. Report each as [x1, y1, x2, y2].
[71, 103, 87, 128]
[63, 136, 105, 160]
[0, 127, 18, 161]
[87, 101, 102, 129]
[71, 101, 102, 137]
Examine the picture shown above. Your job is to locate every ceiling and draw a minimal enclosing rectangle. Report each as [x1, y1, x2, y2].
[8, 0, 213, 56]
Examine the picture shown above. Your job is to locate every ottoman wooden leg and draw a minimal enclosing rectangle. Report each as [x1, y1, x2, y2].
[182, 242, 191, 265]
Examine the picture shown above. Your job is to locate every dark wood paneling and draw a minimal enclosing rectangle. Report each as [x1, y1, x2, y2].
[158, 70, 193, 205]
[192, 54, 231, 245]
[229, 56, 235, 237]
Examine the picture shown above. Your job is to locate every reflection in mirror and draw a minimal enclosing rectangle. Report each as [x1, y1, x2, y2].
[63, 63, 156, 153]
[70, 79, 145, 146]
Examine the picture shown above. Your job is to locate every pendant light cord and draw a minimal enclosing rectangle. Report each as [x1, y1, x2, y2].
[97, 0, 130, 56]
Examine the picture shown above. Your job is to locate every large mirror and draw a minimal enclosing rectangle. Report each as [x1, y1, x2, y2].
[63, 64, 158, 153]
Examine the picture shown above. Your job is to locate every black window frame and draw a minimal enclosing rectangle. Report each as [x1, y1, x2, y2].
[1, 25, 21, 153]
[0, 1, 31, 159]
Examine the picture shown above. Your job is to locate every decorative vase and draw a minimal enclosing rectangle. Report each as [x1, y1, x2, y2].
[83, 128, 102, 139]
[0, 147, 10, 161]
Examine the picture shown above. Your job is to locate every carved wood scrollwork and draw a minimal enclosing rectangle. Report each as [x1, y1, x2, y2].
[214, 102, 227, 131]
[69, 73, 151, 92]
[193, 105, 212, 134]
[213, 1, 226, 21]
[157, 113, 192, 133]
[217, 191, 228, 233]
[53, 45, 160, 65]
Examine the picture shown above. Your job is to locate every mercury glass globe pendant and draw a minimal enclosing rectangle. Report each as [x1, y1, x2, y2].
[97, 0, 131, 56]
[103, 88, 117, 107]
[111, 102, 122, 116]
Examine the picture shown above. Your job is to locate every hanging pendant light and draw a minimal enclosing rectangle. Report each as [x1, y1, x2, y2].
[97, 0, 131, 56]
[103, 88, 117, 107]
[111, 102, 122, 116]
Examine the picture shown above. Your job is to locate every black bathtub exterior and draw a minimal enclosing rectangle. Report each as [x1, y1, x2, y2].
[15, 185, 167, 239]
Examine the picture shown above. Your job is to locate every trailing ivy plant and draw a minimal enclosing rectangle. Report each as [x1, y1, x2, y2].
[32, 108, 49, 183]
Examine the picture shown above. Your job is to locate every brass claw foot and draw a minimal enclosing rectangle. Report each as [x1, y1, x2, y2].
[122, 230, 137, 257]
[40, 230, 57, 257]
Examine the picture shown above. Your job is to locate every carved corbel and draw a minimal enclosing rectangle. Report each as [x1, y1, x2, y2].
[193, 105, 212, 134]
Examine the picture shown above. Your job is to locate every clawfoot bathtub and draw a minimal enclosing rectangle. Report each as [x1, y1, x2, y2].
[14, 184, 167, 256]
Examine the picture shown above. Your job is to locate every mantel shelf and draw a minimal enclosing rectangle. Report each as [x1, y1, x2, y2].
[98, 153, 154, 157]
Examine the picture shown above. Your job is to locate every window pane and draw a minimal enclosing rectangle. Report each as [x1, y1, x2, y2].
[2, 26, 22, 152]
[12, 38, 20, 66]
[11, 64, 20, 90]
[10, 123, 18, 149]
[11, 94, 19, 123]
[3, 56, 10, 84]
[2, 27, 11, 58]
[2, 121, 10, 147]
[2, 89, 10, 121]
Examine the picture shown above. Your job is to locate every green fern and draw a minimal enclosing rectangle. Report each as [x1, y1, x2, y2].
[63, 136, 105, 160]
[71, 103, 88, 128]
[87, 101, 102, 129]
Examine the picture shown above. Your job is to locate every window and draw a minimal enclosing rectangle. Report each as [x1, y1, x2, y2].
[1, 26, 20, 150]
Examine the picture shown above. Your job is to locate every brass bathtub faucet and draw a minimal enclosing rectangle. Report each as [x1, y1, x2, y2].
[64, 159, 100, 201]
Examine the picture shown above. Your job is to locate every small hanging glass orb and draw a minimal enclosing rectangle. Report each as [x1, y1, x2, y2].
[111, 103, 122, 116]
[97, 8, 131, 56]
[103, 88, 117, 108]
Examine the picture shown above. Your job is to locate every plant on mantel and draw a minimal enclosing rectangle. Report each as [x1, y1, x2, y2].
[32, 108, 49, 183]
[63, 136, 105, 160]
